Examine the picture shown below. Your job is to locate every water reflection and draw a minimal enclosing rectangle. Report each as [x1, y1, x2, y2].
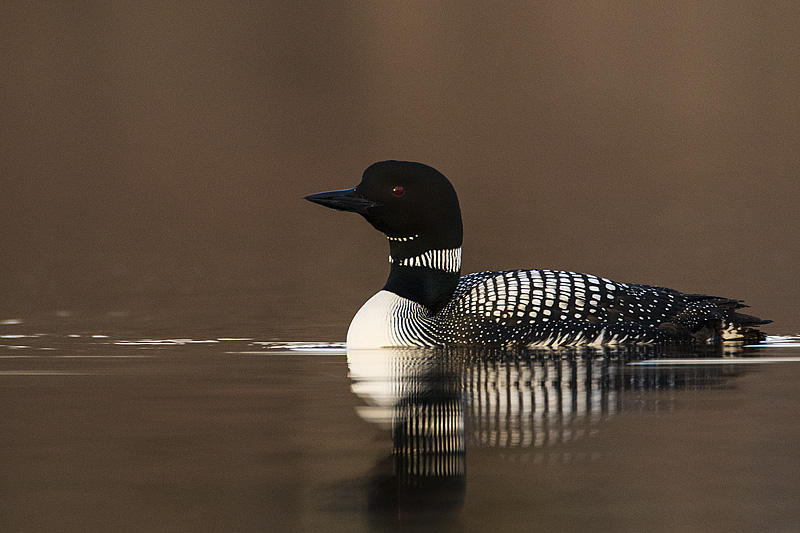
[349, 349, 466, 527]
[347, 345, 750, 525]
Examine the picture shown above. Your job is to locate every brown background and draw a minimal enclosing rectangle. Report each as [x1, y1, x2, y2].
[2, 2, 798, 334]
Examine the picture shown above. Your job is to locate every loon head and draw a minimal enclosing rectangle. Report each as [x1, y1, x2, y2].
[305, 160, 463, 256]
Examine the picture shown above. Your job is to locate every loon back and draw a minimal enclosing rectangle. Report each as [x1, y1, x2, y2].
[306, 160, 770, 348]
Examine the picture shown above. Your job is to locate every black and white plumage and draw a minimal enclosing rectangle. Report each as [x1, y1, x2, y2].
[305, 161, 769, 348]
[437, 269, 763, 347]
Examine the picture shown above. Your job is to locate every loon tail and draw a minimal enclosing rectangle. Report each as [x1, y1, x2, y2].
[664, 295, 771, 342]
[724, 310, 772, 342]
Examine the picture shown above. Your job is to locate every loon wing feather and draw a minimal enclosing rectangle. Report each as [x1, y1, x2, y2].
[437, 269, 768, 345]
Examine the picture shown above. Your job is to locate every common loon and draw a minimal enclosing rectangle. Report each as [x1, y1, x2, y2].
[305, 161, 770, 348]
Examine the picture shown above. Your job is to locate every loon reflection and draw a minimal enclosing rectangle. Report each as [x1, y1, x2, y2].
[348, 345, 749, 525]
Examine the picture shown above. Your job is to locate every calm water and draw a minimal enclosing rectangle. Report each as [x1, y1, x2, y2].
[1, 313, 799, 532]
[5, 3, 800, 531]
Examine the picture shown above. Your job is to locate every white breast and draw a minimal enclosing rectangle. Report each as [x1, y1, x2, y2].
[346, 290, 438, 348]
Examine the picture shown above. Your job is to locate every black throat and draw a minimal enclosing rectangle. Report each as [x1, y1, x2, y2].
[384, 264, 461, 315]
[382, 232, 463, 314]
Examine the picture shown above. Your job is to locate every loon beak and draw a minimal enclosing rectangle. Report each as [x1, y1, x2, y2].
[304, 188, 378, 214]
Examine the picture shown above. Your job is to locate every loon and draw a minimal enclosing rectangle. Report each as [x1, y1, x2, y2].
[305, 161, 770, 348]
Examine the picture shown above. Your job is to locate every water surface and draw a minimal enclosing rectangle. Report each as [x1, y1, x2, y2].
[1, 317, 799, 532]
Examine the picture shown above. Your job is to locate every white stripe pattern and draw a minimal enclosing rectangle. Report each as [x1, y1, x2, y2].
[387, 234, 419, 242]
[389, 247, 462, 273]
[346, 290, 439, 347]
[390, 296, 439, 346]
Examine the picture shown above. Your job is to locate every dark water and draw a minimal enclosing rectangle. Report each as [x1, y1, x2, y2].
[2, 312, 799, 532]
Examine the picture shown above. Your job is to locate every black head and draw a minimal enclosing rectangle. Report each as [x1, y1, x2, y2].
[305, 161, 463, 252]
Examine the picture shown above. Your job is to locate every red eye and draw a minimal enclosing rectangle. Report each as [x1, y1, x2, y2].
[391, 185, 405, 197]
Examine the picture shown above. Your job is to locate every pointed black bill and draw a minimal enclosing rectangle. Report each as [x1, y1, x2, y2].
[304, 187, 378, 214]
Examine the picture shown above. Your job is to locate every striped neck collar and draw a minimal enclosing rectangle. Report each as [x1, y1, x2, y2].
[387, 233, 419, 243]
[389, 247, 462, 273]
